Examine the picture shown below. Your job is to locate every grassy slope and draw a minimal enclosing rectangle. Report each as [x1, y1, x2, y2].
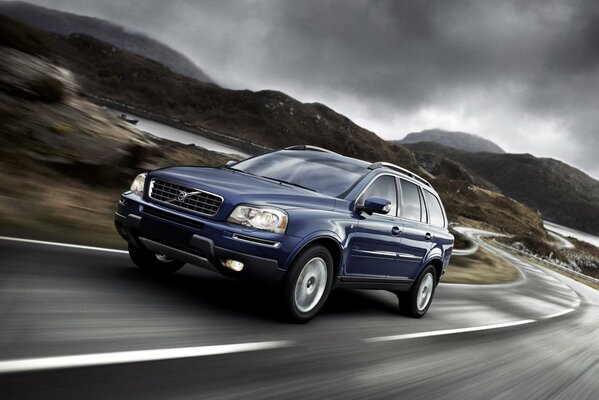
[0, 21, 233, 247]
[444, 248, 521, 284]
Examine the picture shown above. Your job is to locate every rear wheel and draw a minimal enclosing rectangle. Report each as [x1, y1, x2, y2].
[128, 243, 185, 274]
[398, 265, 437, 318]
[281, 245, 333, 323]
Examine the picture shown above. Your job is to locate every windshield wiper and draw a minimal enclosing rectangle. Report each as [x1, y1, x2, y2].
[227, 168, 316, 192]
[259, 176, 316, 192]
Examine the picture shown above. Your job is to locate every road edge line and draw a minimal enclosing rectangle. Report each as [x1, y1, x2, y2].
[0, 236, 128, 254]
[365, 319, 536, 343]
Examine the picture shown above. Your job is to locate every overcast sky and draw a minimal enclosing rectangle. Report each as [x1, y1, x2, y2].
[21, 0, 599, 179]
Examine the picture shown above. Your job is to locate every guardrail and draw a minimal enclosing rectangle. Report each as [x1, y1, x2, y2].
[492, 239, 599, 285]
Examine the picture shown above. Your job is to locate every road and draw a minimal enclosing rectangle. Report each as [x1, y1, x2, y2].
[548, 231, 575, 249]
[0, 230, 598, 399]
[105, 108, 250, 157]
[544, 220, 599, 248]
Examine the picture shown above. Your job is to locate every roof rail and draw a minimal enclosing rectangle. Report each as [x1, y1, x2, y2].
[368, 162, 431, 187]
[284, 145, 335, 153]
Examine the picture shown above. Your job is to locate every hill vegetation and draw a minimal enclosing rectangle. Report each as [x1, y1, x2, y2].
[0, 40, 233, 247]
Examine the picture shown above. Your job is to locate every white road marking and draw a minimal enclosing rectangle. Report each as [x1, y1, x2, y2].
[541, 308, 575, 319]
[0, 236, 127, 254]
[365, 319, 536, 343]
[0, 340, 292, 374]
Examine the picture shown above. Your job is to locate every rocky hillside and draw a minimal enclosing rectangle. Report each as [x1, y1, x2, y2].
[397, 129, 505, 153]
[0, 43, 232, 247]
[0, 45, 228, 183]
[406, 142, 599, 236]
[0, 1, 212, 83]
[0, 13, 418, 172]
[411, 151, 498, 192]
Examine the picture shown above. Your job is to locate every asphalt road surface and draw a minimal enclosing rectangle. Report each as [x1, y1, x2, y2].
[1, 229, 597, 399]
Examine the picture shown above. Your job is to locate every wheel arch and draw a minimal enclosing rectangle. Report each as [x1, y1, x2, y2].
[285, 234, 343, 280]
[426, 257, 444, 284]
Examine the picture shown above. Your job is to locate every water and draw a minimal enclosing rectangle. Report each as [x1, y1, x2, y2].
[108, 109, 249, 156]
[544, 221, 599, 247]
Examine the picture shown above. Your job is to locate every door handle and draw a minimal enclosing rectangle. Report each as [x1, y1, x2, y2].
[391, 226, 402, 236]
[425, 232, 432, 241]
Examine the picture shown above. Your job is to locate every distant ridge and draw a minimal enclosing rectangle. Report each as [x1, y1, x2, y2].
[396, 129, 505, 154]
[405, 141, 599, 236]
[0, 1, 213, 83]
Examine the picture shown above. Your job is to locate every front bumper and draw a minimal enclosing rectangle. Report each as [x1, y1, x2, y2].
[115, 193, 299, 283]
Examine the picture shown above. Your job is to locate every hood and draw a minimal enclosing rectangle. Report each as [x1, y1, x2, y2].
[148, 167, 336, 220]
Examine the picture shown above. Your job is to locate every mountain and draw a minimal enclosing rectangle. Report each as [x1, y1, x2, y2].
[0, 13, 417, 170]
[405, 142, 599, 236]
[0, 13, 549, 241]
[396, 129, 505, 153]
[0, 1, 212, 83]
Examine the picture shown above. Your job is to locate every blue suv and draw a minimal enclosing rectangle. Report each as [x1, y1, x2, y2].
[115, 145, 454, 322]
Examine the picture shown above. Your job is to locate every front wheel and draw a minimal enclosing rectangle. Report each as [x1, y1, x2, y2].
[128, 243, 185, 274]
[280, 245, 333, 323]
[398, 265, 437, 318]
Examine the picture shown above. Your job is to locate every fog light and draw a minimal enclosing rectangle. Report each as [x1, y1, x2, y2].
[222, 259, 244, 272]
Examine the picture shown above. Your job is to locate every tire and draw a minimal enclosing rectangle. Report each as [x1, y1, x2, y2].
[280, 245, 334, 323]
[398, 264, 437, 318]
[128, 243, 185, 274]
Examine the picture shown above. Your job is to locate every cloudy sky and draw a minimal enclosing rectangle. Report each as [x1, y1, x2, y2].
[20, 0, 599, 178]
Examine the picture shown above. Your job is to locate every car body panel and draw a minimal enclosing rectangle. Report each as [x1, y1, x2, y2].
[346, 214, 403, 277]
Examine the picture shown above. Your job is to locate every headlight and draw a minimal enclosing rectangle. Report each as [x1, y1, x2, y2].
[130, 173, 147, 195]
[227, 205, 288, 234]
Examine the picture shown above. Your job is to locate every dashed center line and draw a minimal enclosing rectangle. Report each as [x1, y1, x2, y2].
[365, 319, 536, 343]
[0, 341, 293, 374]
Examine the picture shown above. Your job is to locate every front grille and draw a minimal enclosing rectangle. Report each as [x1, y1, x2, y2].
[148, 179, 223, 216]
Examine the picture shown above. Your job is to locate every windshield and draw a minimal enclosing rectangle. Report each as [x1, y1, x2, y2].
[231, 151, 369, 197]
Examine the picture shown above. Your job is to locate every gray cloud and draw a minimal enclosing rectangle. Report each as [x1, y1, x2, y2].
[18, 0, 599, 178]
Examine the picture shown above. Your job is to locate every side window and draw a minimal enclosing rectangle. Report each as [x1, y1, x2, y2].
[358, 175, 398, 216]
[399, 180, 422, 222]
[423, 190, 446, 228]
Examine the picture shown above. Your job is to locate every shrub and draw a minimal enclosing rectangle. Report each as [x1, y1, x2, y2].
[29, 76, 64, 103]
[49, 122, 75, 135]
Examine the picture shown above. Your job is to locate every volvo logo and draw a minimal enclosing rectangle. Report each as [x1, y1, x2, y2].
[164, 189, 201, 204]
[176, 190, 188, 202]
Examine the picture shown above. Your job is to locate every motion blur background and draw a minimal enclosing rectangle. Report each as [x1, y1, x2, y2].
[0, 1, 598, 399]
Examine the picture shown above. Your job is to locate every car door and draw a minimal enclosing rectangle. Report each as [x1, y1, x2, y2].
[387, 179, 433, 280]
[345, 174, 403, 278]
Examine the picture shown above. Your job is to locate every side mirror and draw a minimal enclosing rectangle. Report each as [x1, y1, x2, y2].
[225, 160, 238, 168]
[356, 196, 392, 216]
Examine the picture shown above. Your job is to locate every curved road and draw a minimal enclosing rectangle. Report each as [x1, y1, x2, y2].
[0, 230, 597, 399]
